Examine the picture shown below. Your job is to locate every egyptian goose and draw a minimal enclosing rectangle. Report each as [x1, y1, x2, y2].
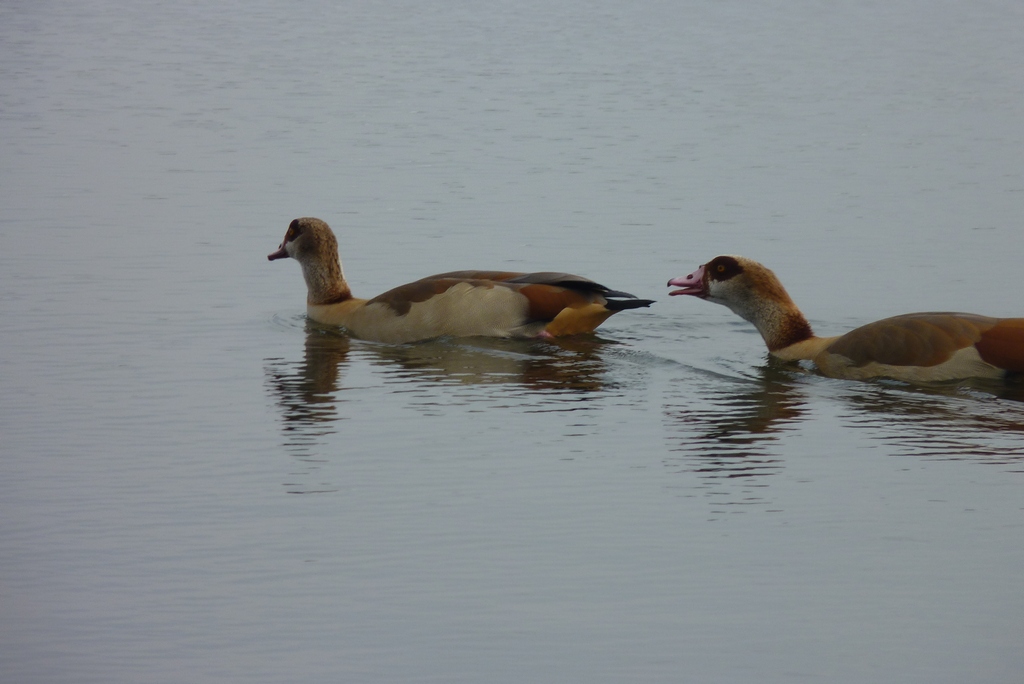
[668, 255, 1024, 382]
[269, 217, 654, 344]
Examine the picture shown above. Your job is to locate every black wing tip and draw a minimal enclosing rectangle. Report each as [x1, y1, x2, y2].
[602, 288, 638, 299]
[606, 298, 655, 311]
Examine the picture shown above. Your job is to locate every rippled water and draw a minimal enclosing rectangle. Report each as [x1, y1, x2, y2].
[3, 0, 1024, 682]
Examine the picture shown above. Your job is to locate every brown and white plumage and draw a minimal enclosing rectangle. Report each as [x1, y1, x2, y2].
[668, 255, 1024, 383]
[269, 217, 653, 344]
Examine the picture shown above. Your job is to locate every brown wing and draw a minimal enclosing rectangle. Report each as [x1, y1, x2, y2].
[365, 271, 540, 317]
[414, 270, 641, 299]
[512, 278, 653, 333]
[365, 276, 508, 316]
[509, 274, 652, 320]
[367, 277, 609, 322]
[974, 318, 1024, 372]
[515, 283, 598, 321]
[504, 272, 640, 300]
[826, 313, 996, 368]
[368, 271, 651, 322]
[424, 270, 527, 282]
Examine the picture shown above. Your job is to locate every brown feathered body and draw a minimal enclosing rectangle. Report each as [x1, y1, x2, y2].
[668, 255, 1024, 382]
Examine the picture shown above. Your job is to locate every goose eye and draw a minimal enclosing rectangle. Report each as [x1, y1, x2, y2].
[717, 264, 726, 273]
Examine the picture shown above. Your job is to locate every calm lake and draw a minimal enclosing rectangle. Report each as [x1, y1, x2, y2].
[2, 1, 1024, 682]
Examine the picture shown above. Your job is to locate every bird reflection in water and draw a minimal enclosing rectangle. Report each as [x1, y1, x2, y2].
[264, 322, 617, 437]
[263, 324, 353, 463]
[369, 332, 613, 393]
[661, 361, 1024, 510]
[839, 377, 1024, 463]
[663, 362, 808, 510]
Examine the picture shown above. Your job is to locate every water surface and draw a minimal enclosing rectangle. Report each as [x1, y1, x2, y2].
[3, 1, 1024, 682]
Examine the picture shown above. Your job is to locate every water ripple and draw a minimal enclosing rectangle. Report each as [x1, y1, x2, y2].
[838, 382, 1024, 463]
[263, 323, 646, 456]
[662, 365, 808, 509]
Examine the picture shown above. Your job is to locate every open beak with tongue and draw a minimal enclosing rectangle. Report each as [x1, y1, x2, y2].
[667, 264, 706, 297]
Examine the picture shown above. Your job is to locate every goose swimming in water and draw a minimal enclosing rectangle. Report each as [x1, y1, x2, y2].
[269, 217, 654, 344]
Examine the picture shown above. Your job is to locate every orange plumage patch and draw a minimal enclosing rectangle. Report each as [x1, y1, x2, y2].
[975, 318, 1024, 372]
[544, 303, 616, 336]
[518, 284, 592, 322]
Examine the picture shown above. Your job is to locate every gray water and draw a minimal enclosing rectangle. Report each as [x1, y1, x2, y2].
[3, 1, 1024, 682]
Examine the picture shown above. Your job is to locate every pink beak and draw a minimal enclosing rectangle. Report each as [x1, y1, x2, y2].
[267, 243, 289, 261]
[667, 264, 706, 297]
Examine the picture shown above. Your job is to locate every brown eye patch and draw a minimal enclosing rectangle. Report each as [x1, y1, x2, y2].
[707, 256, 743, 281]
[286, 219, 302, 241]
